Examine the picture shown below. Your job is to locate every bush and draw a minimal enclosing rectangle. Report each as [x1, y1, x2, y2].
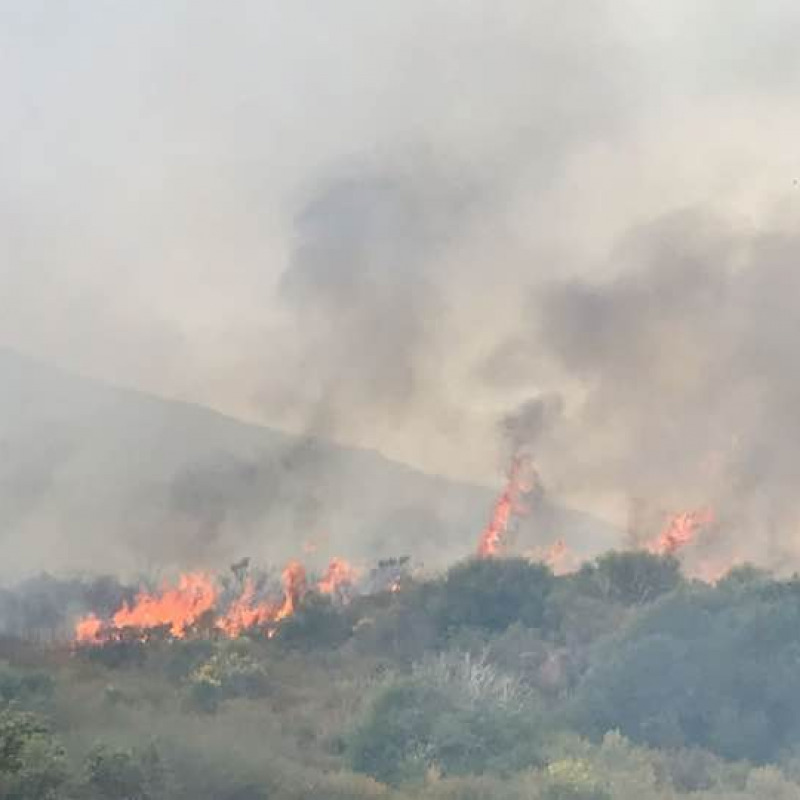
[274, 594, 352, 650]
[541, 760, 611, 800]
[433, 558, 555, 636]
[574, 552, 682, 606]
[83, 743, 166, 799]
[573, 579, 800, 762]
[0, 708, 68, 799]
[0, 661, 53, 706]
[186, 647, 269, 713]
[348, 678, 543, 785]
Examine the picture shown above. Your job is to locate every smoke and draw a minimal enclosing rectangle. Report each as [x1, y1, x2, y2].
[262, 166, 459, 437]
[3, 2, 800, 573]
[500, 211, 800, 567]
[500, 392, 565, 459]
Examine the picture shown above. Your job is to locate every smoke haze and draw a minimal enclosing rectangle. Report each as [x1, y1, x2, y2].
[3, 2, 800, 571]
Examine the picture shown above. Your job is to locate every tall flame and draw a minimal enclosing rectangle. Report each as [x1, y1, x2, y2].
[649, 508, 714, 555]
[477, 455, 537, 557]
[275, 561, 307, 622]
[317, 557, 357, 599]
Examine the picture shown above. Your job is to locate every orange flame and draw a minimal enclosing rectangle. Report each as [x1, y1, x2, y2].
[75, 612, 104, 645]
[524, 539, 575, 575]
[317, 557, 357, 599]
[110, 572, 217, 638]
[74, 560, 320, 646]
[649, 508, 714, 555]
[275, 561, 307, 622]
[216, 579, 277, 638]
[477, 455, 537, 557]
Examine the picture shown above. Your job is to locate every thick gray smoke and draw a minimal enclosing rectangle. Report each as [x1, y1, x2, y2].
[265, 167, 459, 437]
[2, 2, 800, 574]
[505, 212, 800, 568]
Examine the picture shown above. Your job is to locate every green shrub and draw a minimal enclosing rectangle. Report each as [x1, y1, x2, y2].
[0, 708, 68, 799]
[83, 742, 166, 799]
[186, 648, 269, 713]
[574, 552, 682, 606]
[0, 661, 53, 706]
[348, 678, 542, 785]
[434, 558, 555, 636]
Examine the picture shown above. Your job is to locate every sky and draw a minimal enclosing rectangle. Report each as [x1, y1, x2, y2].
[3, 1, 800, 540]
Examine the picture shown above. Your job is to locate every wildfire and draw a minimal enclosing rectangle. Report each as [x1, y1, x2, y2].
[111, 572, 217, 638]
[526, 539, 575, 575]
[317, 557, 357, 600]
[649, 508, 714, 555]
[216, 579, 276, 638]
[75, 613, 104, 645]
[276, 561, 307, 621]
[73, 557, 357, 646]
[477, 454, 537, 557]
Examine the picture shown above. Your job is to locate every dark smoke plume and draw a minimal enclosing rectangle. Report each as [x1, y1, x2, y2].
[508, 211, 800, 568]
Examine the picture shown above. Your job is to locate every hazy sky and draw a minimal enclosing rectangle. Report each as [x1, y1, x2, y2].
[3, 1, 800, 521]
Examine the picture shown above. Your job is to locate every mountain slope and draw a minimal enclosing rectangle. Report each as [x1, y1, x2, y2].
[0, 349, 619, 578]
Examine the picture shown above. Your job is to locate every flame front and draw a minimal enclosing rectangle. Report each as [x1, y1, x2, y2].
[317, 557, 357, 599]
[75, 612, 104, 644]
[216, 579, 277, 638]
[75, 560, 319, 645]
[649, 508, 714, 555]
[110, 572, 217, 638]
[477, 455, 537, 557]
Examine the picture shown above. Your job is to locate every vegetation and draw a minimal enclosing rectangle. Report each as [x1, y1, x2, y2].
[2, 551, 800, 798]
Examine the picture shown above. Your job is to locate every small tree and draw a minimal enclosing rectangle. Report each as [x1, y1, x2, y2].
[83, 743, 165, 799]
[0, 708, 68, 799]
[435, 558, 555, 635]
[576, 552, 682, 606]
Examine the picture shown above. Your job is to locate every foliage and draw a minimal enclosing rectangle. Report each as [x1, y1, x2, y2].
[433, 558, 555, 635]
[347, 675, 543, 785]
[541, 760, 611, 800]
[0, 707, 68, 799]
[274, 594, 353, 650]
[186, 645, 269, 713]
[573, 552, 683, 606]
[0, 662, 53, 707]
[5, 552, 800, 798]
[83, 743, 166, 799]
[573, 579, 800, 761]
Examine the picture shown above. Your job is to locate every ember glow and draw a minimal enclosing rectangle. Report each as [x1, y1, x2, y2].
[649, 508, 714, 555]
[477, 455, 537, 557]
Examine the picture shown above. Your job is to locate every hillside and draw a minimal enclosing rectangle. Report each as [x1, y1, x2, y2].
[0, 554, 798, 799]
[0, 348, 619, 578]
